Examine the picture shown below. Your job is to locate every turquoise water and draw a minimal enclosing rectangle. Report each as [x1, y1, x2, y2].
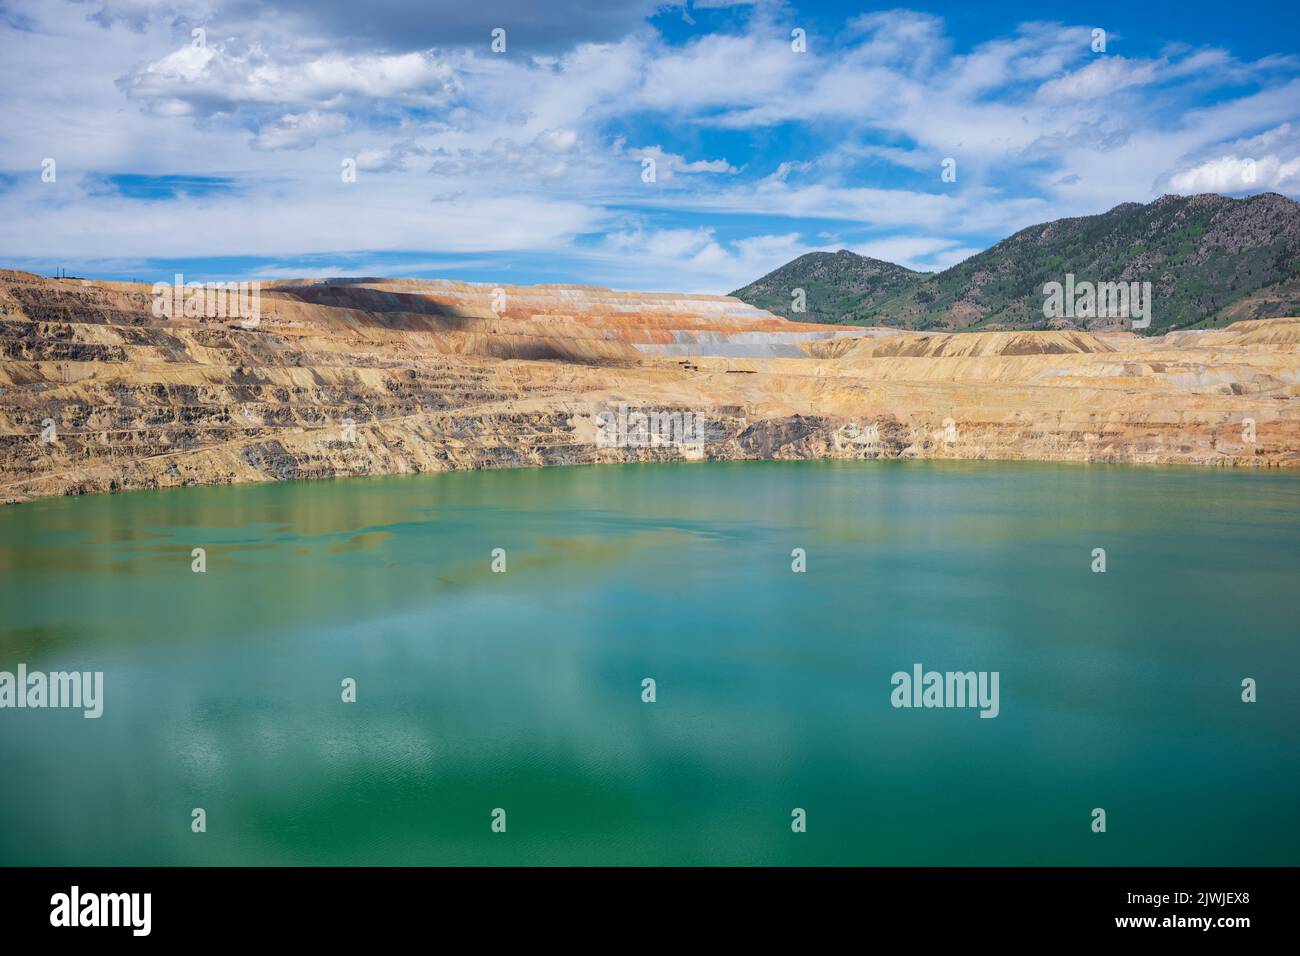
[0, 460, 1297, 866]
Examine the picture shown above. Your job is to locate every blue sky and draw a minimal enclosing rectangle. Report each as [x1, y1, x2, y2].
[0, 0, 1297, 291]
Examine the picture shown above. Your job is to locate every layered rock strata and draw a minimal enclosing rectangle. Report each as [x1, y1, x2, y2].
[2, 271, 1297, 504]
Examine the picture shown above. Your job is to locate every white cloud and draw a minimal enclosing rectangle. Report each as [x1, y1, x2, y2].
[0, 172, 604, 260]
[1036, 56, 1163, 102]
[353, 144, 416, 173]
[627, 143, 739, 179]
[851, 237, 979, 272]
[1166, 124, 1300, 195]
[594, 228, 806, 292]
[1, 0, 1297, 293]
[251, 110, 348, 151]
[120, 43, 461, 116]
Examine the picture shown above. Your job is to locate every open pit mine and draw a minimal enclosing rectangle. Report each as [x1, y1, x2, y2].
[2, 269, 1298, 504]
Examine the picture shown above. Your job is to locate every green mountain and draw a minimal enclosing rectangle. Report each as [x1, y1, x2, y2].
[729, 249, 925, 326]
[731, 192, 1300, 334]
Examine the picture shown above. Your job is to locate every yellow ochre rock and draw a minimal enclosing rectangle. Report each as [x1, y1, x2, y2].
[1, 271, 1297, 503]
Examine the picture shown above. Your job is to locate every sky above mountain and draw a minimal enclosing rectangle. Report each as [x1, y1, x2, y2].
[1, 0, 1298, 291]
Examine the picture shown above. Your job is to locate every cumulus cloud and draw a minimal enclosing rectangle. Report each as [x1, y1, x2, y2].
[1166, 124, 1300, 195]
[2, 0, 1298, 292]
[120, 43, 461, 117]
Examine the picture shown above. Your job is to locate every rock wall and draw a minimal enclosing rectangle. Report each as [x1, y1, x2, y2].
[2, 270, 1297, 504]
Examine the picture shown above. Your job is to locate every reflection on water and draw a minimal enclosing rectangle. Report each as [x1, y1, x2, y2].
[1, 460, 1297, 865]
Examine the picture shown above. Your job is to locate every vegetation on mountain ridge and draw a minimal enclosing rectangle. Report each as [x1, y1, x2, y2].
[731, 193, 1300, 334]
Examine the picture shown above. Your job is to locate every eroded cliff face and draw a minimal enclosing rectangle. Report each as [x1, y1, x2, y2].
[2, 270, 1298, 504]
